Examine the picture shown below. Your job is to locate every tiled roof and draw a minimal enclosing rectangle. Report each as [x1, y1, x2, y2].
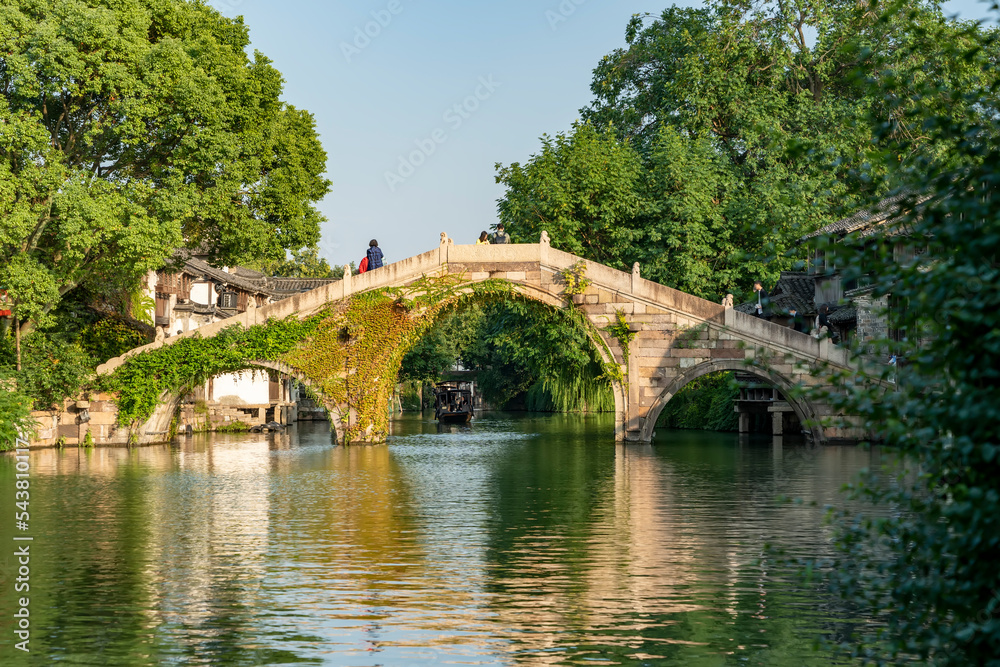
[167, 255, 341, 301]
[231, 267, 267, 280]
[799, 190, 931, 242]
[181, 258, 276, 296]
[827, 306, 857, 325]
[771, 272, 816, 314]
[267, 277, 339, 295]
[735, 272, 817, 316]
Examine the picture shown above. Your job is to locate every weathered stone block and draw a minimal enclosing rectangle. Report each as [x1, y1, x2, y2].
[88, 411, 118, 426]
[635, 336, 673, 349]
[671, 349, 707, 358]
[710, 348, 745, 359]
[631, 314, 676, 324]
[635, 347, 671, 358]
[507, 271, 527, 281]
[639, 356, 680, 368]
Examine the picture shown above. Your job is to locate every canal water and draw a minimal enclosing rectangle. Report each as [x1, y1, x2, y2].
[0, 413, 877, 666]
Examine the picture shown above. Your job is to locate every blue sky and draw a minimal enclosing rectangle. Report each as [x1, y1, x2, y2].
[210, 0, 997, 267]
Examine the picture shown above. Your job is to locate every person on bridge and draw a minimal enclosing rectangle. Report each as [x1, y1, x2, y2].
[753, 280, 772, 320]
[476, 231, 490, 245]
[788, 307, 805, 332]
[491, 223, 511, 244]
[367, 239, 384, 271]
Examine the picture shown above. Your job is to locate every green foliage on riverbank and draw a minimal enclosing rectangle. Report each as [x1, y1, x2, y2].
[0, 332, 93, 411]
[655, 373, 739, 432]
[787, 6, 1000, 664]
[0, 387, 35, 450]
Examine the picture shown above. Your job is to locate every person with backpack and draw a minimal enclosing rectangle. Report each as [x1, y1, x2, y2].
[491, 223, 510, 244]
[367, 239, 384, 270]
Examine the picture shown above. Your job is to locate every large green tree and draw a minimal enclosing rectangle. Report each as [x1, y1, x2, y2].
[497, 0, 994, 301]
[0, 0, 331, 333]
[807, 6, 1000, 663]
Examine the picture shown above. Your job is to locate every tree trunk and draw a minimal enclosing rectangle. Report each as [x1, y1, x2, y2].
[417, 383, 423, 413]
[15, 317, 21, 372]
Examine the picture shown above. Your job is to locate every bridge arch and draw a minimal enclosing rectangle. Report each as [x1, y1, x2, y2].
[365, 280, 628, 440]
[638, 359, 826, 444]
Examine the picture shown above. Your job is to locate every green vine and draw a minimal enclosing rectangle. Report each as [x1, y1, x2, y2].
[556, 261, 592, 296]
[321, 276, 518, 443]
[97, 314, 325, 427]
[604, 309, 637, 367]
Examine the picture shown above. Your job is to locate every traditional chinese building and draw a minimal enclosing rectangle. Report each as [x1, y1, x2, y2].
[147, 255, 339, 428]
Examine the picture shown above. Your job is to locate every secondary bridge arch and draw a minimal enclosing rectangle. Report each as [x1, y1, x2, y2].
[98, 234, 863, 445]
[638, 360, 824, 443]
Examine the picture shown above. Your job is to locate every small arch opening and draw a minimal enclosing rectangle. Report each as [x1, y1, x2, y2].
[642, 360, 821, 443]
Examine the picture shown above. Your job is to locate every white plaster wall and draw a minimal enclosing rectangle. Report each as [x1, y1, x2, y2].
[190, 282, 212, 306]
[212, 370, 270, 405]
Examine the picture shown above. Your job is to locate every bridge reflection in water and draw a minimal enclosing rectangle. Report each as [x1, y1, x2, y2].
[2, 416, 877, 665]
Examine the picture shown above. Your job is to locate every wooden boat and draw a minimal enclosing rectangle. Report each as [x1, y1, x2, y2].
[433, 381, 475, 424]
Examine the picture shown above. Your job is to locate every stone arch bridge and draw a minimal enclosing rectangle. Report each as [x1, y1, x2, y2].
[98, 236, 862, 445]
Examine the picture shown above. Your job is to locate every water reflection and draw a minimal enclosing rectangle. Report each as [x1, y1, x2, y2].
[0, 416, 871, 665]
